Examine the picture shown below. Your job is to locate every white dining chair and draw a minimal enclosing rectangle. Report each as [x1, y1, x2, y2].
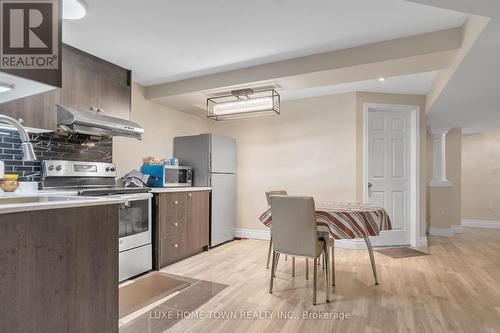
[269, 195, 330, 305]
[265, 190, 288, 270]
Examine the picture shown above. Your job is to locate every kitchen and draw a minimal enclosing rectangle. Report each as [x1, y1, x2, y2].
[0, 40, 234, 331]
[2, 1, 500, 333]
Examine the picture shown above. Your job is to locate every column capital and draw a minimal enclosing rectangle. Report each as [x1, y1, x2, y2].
[429, 127, 450, 136]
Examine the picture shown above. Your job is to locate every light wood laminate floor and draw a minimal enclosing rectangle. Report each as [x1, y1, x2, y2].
[159, 228, 500, 333]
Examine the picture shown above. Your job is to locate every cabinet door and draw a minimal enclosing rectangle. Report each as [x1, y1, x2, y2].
[0, 90, 59, 130]
[187, 191, 210, 249]
[97, 77, 131, 119]
[59, 49, 98, 112]
[159, 232, 188, 267]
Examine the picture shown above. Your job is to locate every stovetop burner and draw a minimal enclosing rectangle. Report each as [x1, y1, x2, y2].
[78, 187, 150, 196]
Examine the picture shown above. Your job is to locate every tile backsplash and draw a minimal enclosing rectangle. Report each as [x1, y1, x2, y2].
[0, 129, 112, 182]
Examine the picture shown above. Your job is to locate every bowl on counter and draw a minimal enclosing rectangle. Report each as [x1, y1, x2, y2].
[0, 174, 19, 192]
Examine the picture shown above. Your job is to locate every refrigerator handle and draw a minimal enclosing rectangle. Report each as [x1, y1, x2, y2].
[209, 153, 212, 173]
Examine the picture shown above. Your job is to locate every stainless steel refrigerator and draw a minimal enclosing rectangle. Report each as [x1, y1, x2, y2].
[173, 133, 236, 247]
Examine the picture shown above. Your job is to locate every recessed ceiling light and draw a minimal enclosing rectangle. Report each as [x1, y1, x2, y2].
[378, 77, 385, 82]
[0, 83, 14, 93]
[63, 0, 87, 20]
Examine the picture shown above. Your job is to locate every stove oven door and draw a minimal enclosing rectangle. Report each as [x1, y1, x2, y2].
[118, 194, 152, 252]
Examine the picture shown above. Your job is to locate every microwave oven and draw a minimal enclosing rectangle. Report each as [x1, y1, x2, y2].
[141, 165, 193, 187]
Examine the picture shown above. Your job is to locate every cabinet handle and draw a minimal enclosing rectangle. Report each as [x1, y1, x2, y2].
[174, 200, 178, 205]
[173, 244, 178, 248]
[188, 193, 192, 197]
[173, 222, 178, 227]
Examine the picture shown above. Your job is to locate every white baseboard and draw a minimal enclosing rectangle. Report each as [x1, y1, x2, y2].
[461, 219, 500, 229]
[334, 239, 367, 249]
[429, 227, 454, 236]
[451, 224, 464, 234]
[234, 228, 429, 248]
[416, 236, 428, 247]
[234, 228, 270, 240]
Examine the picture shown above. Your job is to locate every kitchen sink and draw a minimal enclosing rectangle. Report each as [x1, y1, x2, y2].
[0, 196, 91, 205]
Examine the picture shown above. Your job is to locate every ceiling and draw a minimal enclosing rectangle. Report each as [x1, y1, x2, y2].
[280, 71, 438, 101]
[63, 0, 466, 86]
[409, 0, 500, 134]
[64, 0, 500, 133]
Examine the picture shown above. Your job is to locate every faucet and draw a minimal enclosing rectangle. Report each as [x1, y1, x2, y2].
[0, 114, 37, 161]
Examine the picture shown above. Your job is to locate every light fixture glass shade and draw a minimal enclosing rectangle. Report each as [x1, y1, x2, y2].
[63, 0, 87, 20]
[0, 83, 14, 93]
[207, 89, 280, 120]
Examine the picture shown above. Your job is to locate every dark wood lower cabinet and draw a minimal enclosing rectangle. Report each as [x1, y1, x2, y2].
[0, 204, 119, 333]
[154, 190, 210, 269]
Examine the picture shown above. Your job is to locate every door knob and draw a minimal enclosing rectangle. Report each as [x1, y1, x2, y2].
[173, 244, 178, 248]
[174, 200, 178, 205]
[173, 222, 178, 227]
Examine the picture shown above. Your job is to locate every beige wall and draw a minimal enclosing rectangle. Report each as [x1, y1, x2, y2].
[211, 93, 358, 231]
[113, 84, 209, 177]
[355, 92, 427, 236]
[462, 127, 500, 220]
[114, 85, 428, 238]
[427, 128, 462, 229]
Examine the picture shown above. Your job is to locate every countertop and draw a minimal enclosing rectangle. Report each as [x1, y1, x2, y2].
[0, 187, 212, 214]
[0, 190, 125, 215]
[149, 187, 212, 193]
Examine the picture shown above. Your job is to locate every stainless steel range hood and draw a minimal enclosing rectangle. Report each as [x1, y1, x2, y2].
[56, 105, 144, 139]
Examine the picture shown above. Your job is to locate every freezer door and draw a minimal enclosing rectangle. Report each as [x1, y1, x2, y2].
[211, 173, 236, 246]
[210, 134, 236, 174]
[173, 134, 210, 186]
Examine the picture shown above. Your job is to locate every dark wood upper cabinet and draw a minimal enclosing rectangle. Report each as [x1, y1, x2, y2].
[0, 43, 131, 129]
[59, 47, 99, 112]
[0, 90, 59, 130]
[97, 77, 131, 119]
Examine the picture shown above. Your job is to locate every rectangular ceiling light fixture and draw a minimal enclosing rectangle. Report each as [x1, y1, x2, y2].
[206, 88, 280, 120]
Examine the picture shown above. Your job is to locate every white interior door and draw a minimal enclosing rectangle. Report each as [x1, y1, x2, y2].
[367, 110, 411, 246]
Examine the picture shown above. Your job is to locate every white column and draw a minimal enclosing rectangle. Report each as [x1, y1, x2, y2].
[429, 128, 453, 187]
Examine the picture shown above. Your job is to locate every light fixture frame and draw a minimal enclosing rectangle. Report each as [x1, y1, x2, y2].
[206, 88, 280, 121]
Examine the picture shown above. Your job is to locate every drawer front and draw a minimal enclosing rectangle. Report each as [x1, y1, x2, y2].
[160, 212, 187, 238]
[159, 233, 188, 267]
[119, 244, 152, 282]
[160, 192, 187, 214]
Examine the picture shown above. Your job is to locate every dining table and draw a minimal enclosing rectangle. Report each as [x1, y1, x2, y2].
[259, 201, 392, 285]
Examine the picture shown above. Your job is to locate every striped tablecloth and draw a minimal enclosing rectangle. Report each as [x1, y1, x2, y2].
[259, 201, 392, 239]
